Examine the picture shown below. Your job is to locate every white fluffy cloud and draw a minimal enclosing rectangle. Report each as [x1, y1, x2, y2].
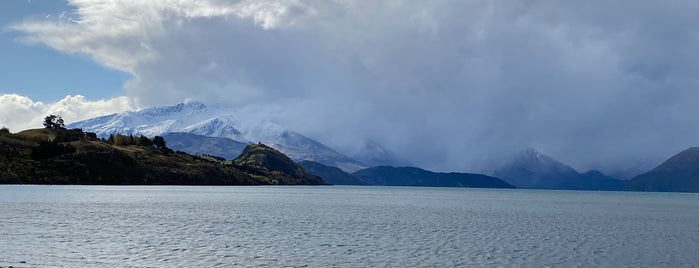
[9, 0, 699, 176]
[0, 94, 136, 131]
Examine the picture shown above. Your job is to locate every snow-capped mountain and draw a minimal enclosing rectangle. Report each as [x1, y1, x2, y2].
[68, 102, 366, 171]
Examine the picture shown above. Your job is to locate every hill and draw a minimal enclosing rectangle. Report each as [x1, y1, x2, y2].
[0, 128, 324, 185]
[626, 147, 699, 192]
[233, 143, 326, 185]
[353, 166, 514, 188]
[299, 161, 364, 185]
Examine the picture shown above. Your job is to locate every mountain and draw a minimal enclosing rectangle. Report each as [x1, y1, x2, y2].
[346, 140, 412, 167]
[162, 132, 248, 160]
[233, 143, 326, 185]
[579, 170, 626, 190]
[0, 128, 323, 185]
[626, 147, 699, 192]
[245, 121, 366, 171]
[490, 148, 624, 190]
[353, 166, 514, 188]
[299, 161, 364, 185]
[68, 102, 366, 171]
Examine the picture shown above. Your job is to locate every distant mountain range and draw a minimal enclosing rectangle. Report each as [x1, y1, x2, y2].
[298, 161, 514, 188]
[353, 166, 514, 188]
[299, 161, 365, 185]
[489, 148, 624, 191]
[344, 140, 413, 167]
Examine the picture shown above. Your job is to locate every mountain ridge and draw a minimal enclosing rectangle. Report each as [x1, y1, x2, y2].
[161, 132, 248, 160]
[353, 166, 514, 188]
[299, 160, 365, 185]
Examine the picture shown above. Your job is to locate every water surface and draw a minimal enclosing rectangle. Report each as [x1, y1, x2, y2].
[1, 185, 698, 267]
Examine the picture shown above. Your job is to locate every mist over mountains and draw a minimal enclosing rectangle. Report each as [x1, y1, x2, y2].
[488, 148, 624, 190]
[67, 102, 652, 179]
[54, 101, 699, 192]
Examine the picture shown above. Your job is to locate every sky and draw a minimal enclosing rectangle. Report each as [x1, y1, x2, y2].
[1, 0, 699, 177]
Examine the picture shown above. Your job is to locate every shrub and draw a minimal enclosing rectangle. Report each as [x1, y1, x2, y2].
[55, 128, 85, 142]
[30, 141, 76, 159]
[113, 134, 156, 147]
[113, 134, 129, 146]
[84, 132, 98, 141]
[0, 127, 10, 137]
[15, 133, 51, 143]
[137, 135, 153, 147]
[153, 136, 166, 149]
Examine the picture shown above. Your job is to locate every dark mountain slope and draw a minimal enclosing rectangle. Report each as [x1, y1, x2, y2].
[162, 132, 248, 160]
[492, 148, 624, 190]
[299, 160, 364, 185]
[627, 147, 699, 192]
[353, 166, 514, 188]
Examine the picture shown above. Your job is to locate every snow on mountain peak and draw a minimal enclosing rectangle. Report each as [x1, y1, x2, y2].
[67, 102, 367, 171]
[183, 117, 246, 142]
[518, 147, 551, 163]
[138, 101, 207, 118]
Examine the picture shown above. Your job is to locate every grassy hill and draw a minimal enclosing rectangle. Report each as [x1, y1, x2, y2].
[232, 143, 326, 185]
[0, 128, 325, 185]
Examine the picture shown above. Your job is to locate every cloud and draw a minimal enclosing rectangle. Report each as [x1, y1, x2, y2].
[0, 94, 136, 131]
[9, 0, 699, 177]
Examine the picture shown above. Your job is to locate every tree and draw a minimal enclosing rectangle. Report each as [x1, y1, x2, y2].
[153, 136, 166, 149]
[84, 132, 98, 141]
[43, 114, 66, 130]
[114, 134, 125, 145]
[0, 127, 10, 137]
[43, 115, 56, 129]
[137, 135, 153, 147]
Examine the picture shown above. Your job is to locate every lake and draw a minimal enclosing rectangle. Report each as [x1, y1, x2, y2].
[1, 185, 698, 267]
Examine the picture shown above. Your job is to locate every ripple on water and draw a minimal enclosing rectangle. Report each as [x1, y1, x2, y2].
[0, 186, 698, 267]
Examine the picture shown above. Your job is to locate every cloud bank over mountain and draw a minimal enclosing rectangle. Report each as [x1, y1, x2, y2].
[6, 0, 699, 176]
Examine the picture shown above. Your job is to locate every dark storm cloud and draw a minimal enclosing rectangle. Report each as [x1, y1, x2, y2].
[11, 0, 699, 176]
